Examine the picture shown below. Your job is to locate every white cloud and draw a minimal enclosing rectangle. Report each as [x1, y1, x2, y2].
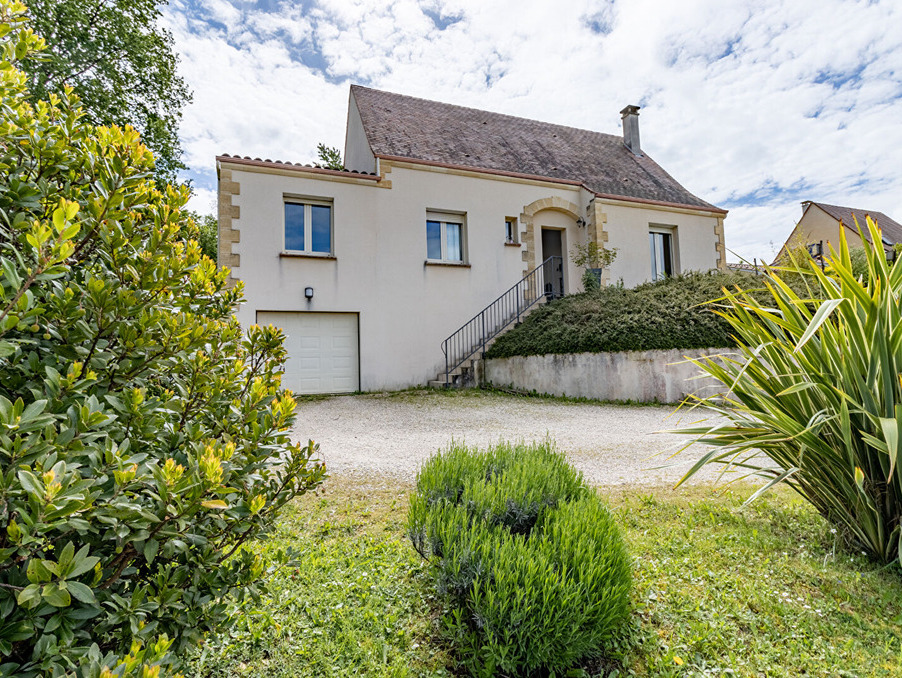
[166, 0, 902, 261]
[186, 186, 218, 215]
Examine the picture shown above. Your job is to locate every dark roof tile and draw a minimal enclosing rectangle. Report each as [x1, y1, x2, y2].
[808, 201, 902, 245]
[350, 85, 721, 212]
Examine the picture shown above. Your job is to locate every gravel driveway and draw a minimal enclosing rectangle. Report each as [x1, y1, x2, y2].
[291, 390, 733, 487]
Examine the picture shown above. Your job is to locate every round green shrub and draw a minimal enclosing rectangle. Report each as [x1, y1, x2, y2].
[0, 5, 325, 676]
[409, 442, 631, 677]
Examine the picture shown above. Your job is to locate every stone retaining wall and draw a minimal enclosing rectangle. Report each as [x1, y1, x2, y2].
[483, 348, 729, 403]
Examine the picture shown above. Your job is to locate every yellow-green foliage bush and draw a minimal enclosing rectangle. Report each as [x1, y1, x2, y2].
[409, 442, 630, 677]
[0, 3, 324, 675]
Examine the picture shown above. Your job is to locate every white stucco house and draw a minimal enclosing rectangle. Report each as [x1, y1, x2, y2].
[217, 85, 727, 394]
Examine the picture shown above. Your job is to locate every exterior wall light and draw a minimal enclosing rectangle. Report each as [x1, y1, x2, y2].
[576, 218, 586, 228]
[304, 286, 314, 300]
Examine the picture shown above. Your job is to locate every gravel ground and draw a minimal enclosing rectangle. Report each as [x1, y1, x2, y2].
[291, 390, 735, 487]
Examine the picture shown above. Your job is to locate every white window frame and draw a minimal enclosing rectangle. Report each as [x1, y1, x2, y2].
[649, 224, 678, 280]
[283, 197, 334, 256]
[426, 210, 467, 263]
[504, 217, 519, 244]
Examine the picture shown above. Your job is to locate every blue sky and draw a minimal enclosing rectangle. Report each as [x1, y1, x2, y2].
[165, 0, 902, 262]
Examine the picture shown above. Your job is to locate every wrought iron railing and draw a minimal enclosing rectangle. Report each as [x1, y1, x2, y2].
[441, 256, 564, 386]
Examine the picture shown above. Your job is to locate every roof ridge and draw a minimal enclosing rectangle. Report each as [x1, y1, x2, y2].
[810, 200, 886, 212]
[350, 84, 622, 142]
[809, 201, 898, 224]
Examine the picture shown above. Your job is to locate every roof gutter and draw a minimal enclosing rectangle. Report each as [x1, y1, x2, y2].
[373, 153, 728, 216]
[216, 155, 381, 181]
[592, 192, 728, 216]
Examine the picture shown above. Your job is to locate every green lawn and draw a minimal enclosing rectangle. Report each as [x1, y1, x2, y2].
[187, 476, 451, 677]
[615, 488, 902, 676]
[187, 476, 902, 677]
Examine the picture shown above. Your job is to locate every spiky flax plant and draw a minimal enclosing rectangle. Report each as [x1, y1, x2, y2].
[679, 216, 902, 566]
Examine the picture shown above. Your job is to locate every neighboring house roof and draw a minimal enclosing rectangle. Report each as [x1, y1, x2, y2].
[350, 85, 724, 213]
[806, 201, 902, 245]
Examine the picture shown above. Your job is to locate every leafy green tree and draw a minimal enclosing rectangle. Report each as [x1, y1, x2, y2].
[316, 143, 343, 170]
[21, 0, 191, 183]
[0, 3, 324, 675]
[192, 212, 218, 262]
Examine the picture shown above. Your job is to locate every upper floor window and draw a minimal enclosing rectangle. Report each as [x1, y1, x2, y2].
[649, 226, 676, 280]
[285, 199, 332, 254]
[505, 217, 518, 244]
[426, 211, 466, 263]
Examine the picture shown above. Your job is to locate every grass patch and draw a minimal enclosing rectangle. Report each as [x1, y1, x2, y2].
[396, 386, 668, 408]
[186, 475, 452, 677]
[188, 478, 902, 677]
[294, 387, 667, 408]
[473, 384, 670, 407]
[614, 486, 902, 676]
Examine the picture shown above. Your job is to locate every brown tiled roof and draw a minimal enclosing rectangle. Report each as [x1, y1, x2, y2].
[807, 202, 902, 245]
[350, 85, 724, 213]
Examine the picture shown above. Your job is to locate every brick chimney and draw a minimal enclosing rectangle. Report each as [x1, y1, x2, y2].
[620, 105, 641, 156]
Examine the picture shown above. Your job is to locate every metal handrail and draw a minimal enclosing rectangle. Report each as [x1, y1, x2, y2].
[441, 256, 564, 386]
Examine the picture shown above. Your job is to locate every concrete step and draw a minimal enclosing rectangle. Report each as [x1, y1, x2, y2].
[430, 359, 478, 389]
[432, 296, 547, 388]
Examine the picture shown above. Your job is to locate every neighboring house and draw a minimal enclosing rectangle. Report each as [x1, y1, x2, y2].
[217, 85, 727, 394]
[777, 201, 902, 260]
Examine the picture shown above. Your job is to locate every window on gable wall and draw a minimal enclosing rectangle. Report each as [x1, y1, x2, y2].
[284, 199, 333, 255]
[426, 211, 466, 262]
[649, 227, 676, 280]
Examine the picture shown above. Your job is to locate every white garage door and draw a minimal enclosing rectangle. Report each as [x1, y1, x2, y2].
[257, 312, 359, 395]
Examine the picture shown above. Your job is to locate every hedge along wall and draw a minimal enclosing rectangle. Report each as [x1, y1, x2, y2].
[483, 348, 728, 403]
[480, 271, 781, 403]
[485, 271, 767, 359]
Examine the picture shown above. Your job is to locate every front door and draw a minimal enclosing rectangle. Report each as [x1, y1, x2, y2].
[541, 228, 565, 298]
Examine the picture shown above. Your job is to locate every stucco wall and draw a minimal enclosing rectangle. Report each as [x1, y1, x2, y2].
[223, 158, 725, 390]
[601, 201, 724, 287]
[227, 163, 590, 390]
[788, 207, 843, 250]
[484, 348, 729, 403]
[344, 92, 376, 174]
